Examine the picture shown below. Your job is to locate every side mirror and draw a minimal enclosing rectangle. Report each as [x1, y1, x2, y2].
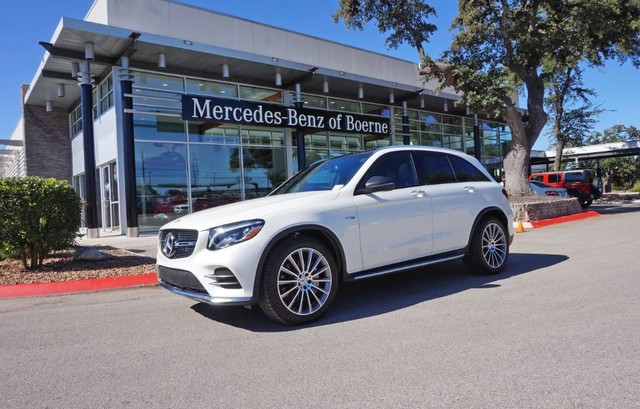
[363, 176, 396, 193]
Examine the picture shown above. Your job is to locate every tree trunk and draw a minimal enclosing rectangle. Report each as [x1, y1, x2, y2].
[554, 139, 565, 171]
[502, 103, 534, 196]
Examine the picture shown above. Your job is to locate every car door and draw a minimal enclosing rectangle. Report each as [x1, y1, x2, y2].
[354, 151, 434, 270]
[412, 151, 487, 254]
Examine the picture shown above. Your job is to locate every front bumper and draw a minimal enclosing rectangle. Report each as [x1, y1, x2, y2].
[156, 229, 267, 304]
[158, 280, 253, 306]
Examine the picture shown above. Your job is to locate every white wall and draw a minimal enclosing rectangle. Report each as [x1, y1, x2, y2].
[71, 107, 118, 176]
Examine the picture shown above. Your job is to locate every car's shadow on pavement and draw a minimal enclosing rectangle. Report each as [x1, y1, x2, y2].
[191, 252, 568, 332]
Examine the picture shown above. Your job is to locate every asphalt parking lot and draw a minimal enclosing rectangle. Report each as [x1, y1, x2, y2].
[1, 202, 639, 408]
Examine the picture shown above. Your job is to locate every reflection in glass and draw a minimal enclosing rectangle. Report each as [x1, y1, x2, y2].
[241, 147, 287, 199]
[134, 114, 186, 142]
[135, 142, 188, 230]
[189, 144, 243, 212]
[186, 79, 238, 98]
[188, 121, 239, 145]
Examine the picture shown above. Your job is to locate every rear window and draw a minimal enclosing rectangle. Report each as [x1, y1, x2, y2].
[564, 172, 585, 182]
[448, 155, 491, 182]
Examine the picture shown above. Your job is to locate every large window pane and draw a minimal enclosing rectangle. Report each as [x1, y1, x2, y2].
[135, 142, 188, 230]
[189, 145, 243, 211]
[188, 121, 239, 145]
[133, 71, 184, 92]
[240, 86, 282, 103]
[186, 79, 238, 98]
[242, 147, 287, 199]
[134, 114, 186, 142]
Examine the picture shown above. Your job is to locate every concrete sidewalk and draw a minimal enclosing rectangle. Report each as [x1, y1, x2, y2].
[77, 231, 158, 258]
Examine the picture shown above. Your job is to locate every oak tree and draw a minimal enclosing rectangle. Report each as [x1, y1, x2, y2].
[334, 0, 640, 196]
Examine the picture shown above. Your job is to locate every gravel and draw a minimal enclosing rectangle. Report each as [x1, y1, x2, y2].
[0, 246, 156, 285]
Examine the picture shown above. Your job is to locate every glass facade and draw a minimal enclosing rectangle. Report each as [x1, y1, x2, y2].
[69, 67, 511, 232]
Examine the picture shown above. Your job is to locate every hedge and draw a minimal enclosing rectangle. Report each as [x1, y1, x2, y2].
[0, 177, 81, 269]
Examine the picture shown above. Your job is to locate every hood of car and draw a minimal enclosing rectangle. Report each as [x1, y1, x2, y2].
[160, 190, 341, 231]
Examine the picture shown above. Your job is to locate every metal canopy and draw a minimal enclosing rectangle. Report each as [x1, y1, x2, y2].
[26, 17, 464, 115]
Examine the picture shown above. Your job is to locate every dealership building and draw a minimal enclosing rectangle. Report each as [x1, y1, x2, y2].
[1, 0, 511, 237]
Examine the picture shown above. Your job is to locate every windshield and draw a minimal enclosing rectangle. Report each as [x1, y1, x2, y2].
[270, 152, 373, 195]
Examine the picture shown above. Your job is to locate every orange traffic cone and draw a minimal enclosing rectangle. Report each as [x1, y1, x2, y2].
[516, 219, 526, 233]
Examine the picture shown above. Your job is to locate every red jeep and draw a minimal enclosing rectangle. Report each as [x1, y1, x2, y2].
[529, 170, 603, 208]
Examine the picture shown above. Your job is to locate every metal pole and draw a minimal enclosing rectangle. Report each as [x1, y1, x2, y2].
[119, 57, 139, 237]
[79, 61, 99, 238]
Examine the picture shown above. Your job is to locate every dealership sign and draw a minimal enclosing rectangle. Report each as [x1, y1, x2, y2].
[182, 95, 389, 135]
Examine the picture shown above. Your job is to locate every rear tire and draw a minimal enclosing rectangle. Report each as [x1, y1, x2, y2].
[258, 237, 338, 325]
[580, 199, 593, 209]
[464, 217, 509, 275]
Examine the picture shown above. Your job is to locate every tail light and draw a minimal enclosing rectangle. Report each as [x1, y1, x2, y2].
[501, 188, 509, 200]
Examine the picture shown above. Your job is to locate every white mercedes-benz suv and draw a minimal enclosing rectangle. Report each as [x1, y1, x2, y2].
[157, 146, 514, 324]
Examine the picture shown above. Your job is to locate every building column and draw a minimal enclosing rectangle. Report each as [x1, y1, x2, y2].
[294, 83, 306, 171]
[473, 112, 482, 162]
[119, 57, 139, 237]
[402, 101, 410, 145]
[79, 61, 99, 238]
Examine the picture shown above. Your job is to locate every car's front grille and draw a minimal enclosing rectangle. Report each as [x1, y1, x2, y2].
[159, 229, 198, 259]
[157, 265, 208, 295]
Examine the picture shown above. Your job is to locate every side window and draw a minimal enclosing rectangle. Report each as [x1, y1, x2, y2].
[359, 151, 417, 190]
[548, 174, 560, 184]
[531, 175, 543, 182]
[412, 151, 456, 185]
[448, 154, 491, 182]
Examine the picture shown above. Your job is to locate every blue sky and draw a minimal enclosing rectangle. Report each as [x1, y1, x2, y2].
[1, 0, 638, 151]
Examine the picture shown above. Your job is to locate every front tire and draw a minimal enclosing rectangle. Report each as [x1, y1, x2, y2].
[464, 217, 509, 275]
[258, 237, 338, 325]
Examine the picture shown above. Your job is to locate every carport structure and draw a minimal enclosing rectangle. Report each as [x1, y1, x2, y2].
[531, 139, 640, 170]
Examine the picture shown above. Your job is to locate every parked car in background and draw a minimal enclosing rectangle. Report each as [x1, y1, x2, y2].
[529, 180, 570, 198]
[529, 169, 602, 208]
[157, 146, 514, 325]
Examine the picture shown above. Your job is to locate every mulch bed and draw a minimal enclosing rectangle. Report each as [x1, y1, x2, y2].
[0, 246, 156, 285]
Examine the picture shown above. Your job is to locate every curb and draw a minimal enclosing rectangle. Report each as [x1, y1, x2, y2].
[0, 273, 158, 299]
[530, 211, 601, 228]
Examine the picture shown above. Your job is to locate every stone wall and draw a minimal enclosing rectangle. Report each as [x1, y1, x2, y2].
[21, 85, 72, 181]
[510, 198, 582, 222]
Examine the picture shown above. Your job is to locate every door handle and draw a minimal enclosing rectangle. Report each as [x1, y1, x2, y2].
[411, 190, 427, 198]
[464, 186, 476, 193]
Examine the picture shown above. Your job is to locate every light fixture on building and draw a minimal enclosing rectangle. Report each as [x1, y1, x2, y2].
[275, 71, 282, 87]
[323, 79, 329, 93]
[358, 84, 364, 99]
[420, 96, 425, 109]
[57, 84, 65, 98]
[222, 63, 230, 78]
[71, 62, 80, 78]
[389, 91, 395, 104]
[443, 99, 448, 112]
[45, 101, 53, 112]
[158, 52, 166, 69]
[84, 42, 95, 60]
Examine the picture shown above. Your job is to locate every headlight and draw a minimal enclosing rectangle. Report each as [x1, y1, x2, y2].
[207, 220, 265, 250]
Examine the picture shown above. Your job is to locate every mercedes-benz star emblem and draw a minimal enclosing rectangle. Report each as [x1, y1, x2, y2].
[162, 232, 177, 258]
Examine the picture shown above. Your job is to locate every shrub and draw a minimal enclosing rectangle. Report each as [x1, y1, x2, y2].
[633, 180, 640, 193]
[0, 177, 81, 269]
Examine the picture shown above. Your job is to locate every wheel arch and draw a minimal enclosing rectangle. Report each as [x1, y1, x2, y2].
[252, 224, 347, 299]
[467, 207, 512, 250]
